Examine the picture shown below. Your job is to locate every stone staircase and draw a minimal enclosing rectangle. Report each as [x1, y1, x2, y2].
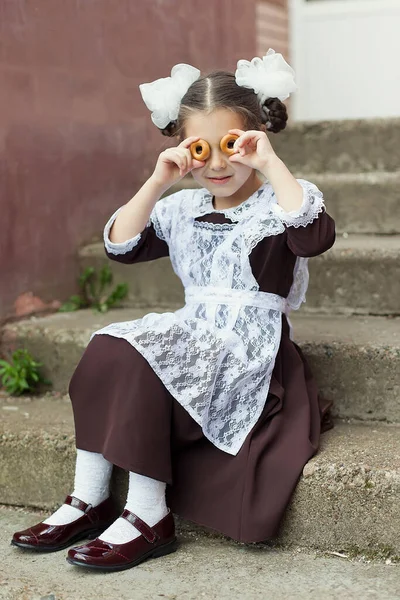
[1, 118, 399, 557]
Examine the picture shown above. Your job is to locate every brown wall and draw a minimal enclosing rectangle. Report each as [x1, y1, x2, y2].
[0, 0, 257, 317]
[256, 0, 289, 58]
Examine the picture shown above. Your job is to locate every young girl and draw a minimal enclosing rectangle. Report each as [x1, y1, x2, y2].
[12, 50, 335, 571]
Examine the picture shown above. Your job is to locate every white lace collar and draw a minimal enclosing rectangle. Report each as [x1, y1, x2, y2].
[190, 182, 274, 222]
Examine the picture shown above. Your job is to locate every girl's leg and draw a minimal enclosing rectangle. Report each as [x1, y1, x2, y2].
[43, 449, 113, 525]
[98, 472, 168, 544]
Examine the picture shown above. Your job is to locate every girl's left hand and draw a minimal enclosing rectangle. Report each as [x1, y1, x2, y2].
[228, 129, 277, 172]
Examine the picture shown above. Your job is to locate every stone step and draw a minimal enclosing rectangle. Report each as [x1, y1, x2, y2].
[3, 310, 400, 423]
[168, 171, 400, 235]
[302, 172, 400, 235]
[307, 234, 400, 315]
[2, 508, 399, 599]
[1, 394, 399, 555]
[271, 118, 400, 173]
[78, 235, 400, 315]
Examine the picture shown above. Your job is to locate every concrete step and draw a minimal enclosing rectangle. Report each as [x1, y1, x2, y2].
[307, 234, 400, 316]
[271, 118, 400, 173]
[78, 235, 400, 315]
[305, 172, 400, 235]
[3, 310, 400, 423]
[167, 171, 400, 235]
[1, 393, 399, 555]
[2, 508, 399, 600]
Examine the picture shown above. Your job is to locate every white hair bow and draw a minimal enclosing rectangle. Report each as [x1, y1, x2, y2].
[235, 48, 297, 105]
[139, 64, 201, 129]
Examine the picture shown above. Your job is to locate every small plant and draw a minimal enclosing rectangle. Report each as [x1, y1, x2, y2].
[59, 265, 128, 313]
[0, 349, 51, 396]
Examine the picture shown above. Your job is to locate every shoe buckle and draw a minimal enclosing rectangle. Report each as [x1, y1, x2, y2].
[84, 503, 93, 514]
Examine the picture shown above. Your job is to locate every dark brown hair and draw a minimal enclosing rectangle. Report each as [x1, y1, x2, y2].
[161, 71, 288, 138]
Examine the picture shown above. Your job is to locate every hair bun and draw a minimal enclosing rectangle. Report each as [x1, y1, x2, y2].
[262, 98, 288, 134]
[161, 121, 178, 137]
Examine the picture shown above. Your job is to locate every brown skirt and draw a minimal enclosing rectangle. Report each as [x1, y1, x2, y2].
[69, 318, 331, 543]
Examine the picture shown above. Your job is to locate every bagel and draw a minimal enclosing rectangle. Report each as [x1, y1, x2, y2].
[190, 139, 210, 161]
[220, 134, 239, 156]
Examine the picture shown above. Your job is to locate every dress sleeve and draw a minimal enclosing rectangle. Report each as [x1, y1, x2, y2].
[103, 189, 186, 264]
[104, 207, 169, 264]
[271, 179, 336, 257]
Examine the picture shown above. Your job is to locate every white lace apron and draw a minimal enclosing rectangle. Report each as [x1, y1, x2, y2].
[95, 182, 324, 455]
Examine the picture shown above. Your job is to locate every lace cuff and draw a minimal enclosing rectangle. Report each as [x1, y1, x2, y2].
[271, 179, 325, 228]
[149, 209, 166, 242]
[104, 207, 151, 255]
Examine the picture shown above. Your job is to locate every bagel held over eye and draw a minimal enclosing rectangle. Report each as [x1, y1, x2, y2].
[220, 133, 239, 156]
[190, 139, 210, 161]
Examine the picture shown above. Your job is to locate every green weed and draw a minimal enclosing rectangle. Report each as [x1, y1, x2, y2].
[0, 349, 51, 396]
[59, 265, 128, 313]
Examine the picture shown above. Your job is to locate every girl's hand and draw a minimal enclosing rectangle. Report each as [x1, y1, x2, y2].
[151, 137, 205, 191]
[228, 129, 277, 172]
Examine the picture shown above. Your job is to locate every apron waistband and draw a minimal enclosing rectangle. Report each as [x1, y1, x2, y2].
[184, 286, 287, 313]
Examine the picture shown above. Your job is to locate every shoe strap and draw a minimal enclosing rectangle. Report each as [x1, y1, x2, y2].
[121, 509, 159, 544]
[64, 495, 98, 524]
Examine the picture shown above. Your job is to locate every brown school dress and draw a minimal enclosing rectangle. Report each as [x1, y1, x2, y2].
[69, 191, 336, 544]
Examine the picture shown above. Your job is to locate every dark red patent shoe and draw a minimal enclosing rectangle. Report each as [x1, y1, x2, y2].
[66, 509, 178, 571]
[11, 495, 118, 552]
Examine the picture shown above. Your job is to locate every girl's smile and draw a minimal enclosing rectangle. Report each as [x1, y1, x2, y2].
[207, 175, 233, 185]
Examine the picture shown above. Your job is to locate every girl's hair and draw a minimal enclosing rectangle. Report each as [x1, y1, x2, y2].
[161, 71, 288, 138]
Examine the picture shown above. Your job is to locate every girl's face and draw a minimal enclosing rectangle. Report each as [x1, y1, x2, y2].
[184, 109, 260, 201]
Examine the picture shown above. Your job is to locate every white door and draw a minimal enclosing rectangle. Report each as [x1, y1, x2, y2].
[289, 0, 400, 121]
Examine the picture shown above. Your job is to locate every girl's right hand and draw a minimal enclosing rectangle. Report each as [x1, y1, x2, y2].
[151, 137, 205, 190]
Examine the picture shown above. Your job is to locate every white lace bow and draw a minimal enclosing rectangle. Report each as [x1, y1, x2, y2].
[139, 64, 200, 129]
[235, 48, 297, 105]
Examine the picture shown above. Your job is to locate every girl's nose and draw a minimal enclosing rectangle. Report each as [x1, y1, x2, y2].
[209, 151, 227, 171]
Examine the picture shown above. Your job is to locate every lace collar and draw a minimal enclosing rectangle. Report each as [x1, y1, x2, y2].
[190, 182, 273, 223]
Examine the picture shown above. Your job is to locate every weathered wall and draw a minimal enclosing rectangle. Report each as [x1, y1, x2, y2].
[0, 0, 257, 317]
[256, 0, 288, 58]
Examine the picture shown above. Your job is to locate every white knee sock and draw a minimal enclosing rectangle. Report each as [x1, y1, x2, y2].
[98, 472, 168, 544]
[43, 449, 113, 525]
